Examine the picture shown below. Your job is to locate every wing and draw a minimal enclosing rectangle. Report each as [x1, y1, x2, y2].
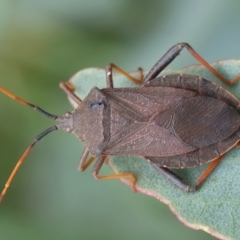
[146, 95, 240, 168]
[103, 86, 198, 157]
[103, 88, 240, 168]
[103, 121, 196, 157]
[152, 95, 240, 148]
[102, 86, 196, 135]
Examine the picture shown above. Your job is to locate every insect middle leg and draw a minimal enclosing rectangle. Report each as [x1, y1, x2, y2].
[92, 155, 137, 191]
[144, 42, 240, 85]
[78, 150, 137, 191]
[106, 63, 143, 88]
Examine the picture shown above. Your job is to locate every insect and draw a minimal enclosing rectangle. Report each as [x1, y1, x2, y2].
[1, 42, 240, 203]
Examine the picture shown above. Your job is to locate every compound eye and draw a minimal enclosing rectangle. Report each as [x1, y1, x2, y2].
[90, 101, 105, 109]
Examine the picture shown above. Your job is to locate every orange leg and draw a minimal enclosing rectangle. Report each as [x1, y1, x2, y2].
[144, 42, 240, 85]
[187, 45, 240, 85]
[77, 149, 137, 191]
[194, 156, 223, 189]
[150, 154, 225, 192]
[106, 63, 143, 88]
[95, 173, 137, 191]
[59, 82, 82, 105]
[78, 149, 96, 172]
[235, 142, 240, 147]
[92, 155, 137, 191]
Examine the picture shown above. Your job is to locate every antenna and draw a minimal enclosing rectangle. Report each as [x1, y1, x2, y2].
[0, 87, 59, 203]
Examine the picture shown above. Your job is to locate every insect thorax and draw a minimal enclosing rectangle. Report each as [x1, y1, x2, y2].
[72, 87, 110, 156]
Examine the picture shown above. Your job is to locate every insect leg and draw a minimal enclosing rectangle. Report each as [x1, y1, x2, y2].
[59, 82, 82, 105]
[106, 63, 143, 88]
[235, 142, 240, 147]
[78, 148, 96, 171]
[92, 155, 137, 191]
[150, 163, 195, 192]
[144, 42, 240, 85]
[194, 156, 224, 190]
[150, 155, 224, 192]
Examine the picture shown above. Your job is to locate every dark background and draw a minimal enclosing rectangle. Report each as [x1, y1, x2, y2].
[0, 1, 240, 239]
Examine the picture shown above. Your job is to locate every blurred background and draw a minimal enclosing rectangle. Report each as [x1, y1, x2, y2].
[0, 1, 240, 239]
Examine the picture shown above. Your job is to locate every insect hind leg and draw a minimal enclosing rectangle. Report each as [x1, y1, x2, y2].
[144, 42, 240, 86]
[150, 155, 224, 192]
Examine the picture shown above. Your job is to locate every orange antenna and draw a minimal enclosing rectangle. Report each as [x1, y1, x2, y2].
[0, 87, 59, 203]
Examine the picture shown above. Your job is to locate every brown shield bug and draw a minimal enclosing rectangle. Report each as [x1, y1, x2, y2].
[1, 42, 240, 203]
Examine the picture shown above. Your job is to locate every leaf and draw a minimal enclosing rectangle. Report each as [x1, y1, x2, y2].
[66, 60, 240, 240]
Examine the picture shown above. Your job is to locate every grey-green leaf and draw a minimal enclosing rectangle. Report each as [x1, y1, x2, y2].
[66, 60, 240, 240]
